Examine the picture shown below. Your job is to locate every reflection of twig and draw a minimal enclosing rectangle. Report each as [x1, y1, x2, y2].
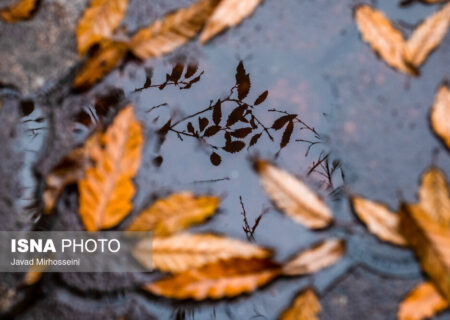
[146, 103, 167, 113]
[239, 196, 269, 242]
[307, 153, 343, 191]
[191, 177, 230, 184]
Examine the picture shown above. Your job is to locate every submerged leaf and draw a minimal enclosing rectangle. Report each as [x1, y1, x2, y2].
[399, 204, 450, 302]
[419, 167, 450, 226]
[255, 160, 333, 229]
[73, 40, 128, 89]
[351, 196, 406, 246]
[0, 0, 38, 23]
[431, 84, 450, 149]
[355, 5, 415, 75]
[398, 282, 448, 320]
[199, 0, 262, 43]
[130, 0, 220, 59]
[76, 0, 129, 55]
[144, 257, 281, 300]
[282, 239, 345, 276]
[79, 105, 143, 231]
[127, 192, 219, 236]
[134, 233, 271, 273]
[403, 3, 450, 68]
[279, 289, 321, 320]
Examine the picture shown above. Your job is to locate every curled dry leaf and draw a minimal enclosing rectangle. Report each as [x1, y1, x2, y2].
[279, 288, 321, 320]
[419, 167, 450, 226]
[282, 239, 345, 276]
[0, 0, 38, 23]
[130, 0, 220, 60]
[398, 282, 448, 320]
[134, 233, 271, 273]
[399, 204, 450, 302]
[431, 84, 450, 149]
[73, 40, 128, 89]
[403, 3, 450, 68]
[76, 0, 129, 55]
[200, 0, 262, 43]
[79, 105, 143, 231]
[43, 148, 88, 213]
[255, 160, 333, 229]
[351, 196, 406, 246]
[355, 5, 415, 75]
[127, 192, 219, 236]
[144, 257, 281, 300]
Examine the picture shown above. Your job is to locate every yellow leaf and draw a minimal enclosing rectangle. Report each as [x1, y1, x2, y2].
[79, 105, 143, 231]
[354, 5, 416, 75]
[76, 0, 129, 55]
[398, 282, 448, 320]
[279, 288, 321, 320]
[134, 233, 272, 273]
[129, 0, 220, 60]
[399, 204, 450, 302]
[73, 39, 128, 90]
[403, 3, 450, 68]
[431, 84, 450, 149]
[282, 239, 345, 276]
[199, 0, 262, 43]
[0, 0, 37, 23]
[255, 160, 333, 229]
[127, 192, 219, 236]
[419, 167, 450, 226]
[23, 261, 49, 286]
[351, 196, 406, 246]
[144, 257, 281, 300]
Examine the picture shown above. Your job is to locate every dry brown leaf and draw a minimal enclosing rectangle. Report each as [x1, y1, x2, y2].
[0, 0, 37, 23]
[199, 0, 262, 43]
[73, 39, 128, 89]
[76, 0, 129, 55]
[279, 288, 321, 320]
[282, 239, 345, 276]
[43, 148, 89, 213]
[403, 3, 450, 68]
[355, 5, 416, 75]
[79, 105, 143, 231]
[419, 167, 450, 226]
[431, 84, 450, 149]
[351, 196, 406, 246]
[400, 204, 450, 302]
[398, 282, 448, 320]
[129, 0, 220, 60]
[127, 192, 219, 236]
[134, 233, 271, 273]
[255, 160, 333, 229]
[144, 257, 281, 300]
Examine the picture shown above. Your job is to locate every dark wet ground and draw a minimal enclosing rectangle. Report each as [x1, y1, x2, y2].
[0, 0, 449, 319]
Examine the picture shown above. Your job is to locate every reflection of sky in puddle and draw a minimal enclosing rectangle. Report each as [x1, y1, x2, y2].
[11, 0, 450, 318]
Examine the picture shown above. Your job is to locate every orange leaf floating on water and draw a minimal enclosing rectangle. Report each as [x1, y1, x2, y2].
[431, 84, 450, 150]
[419, 166, 450, 226]
[255, 160, 333, 229]
[134, 233, 272, 273]
[351, 196, 406, 246]
[129, 0, 220, 60]
[282, 239, 345, 276]
[144, 257, 281, 300]
[398, 282, 448, 320]
[354, 5, 415, 75]
[279, 288, 321, 320]
[79, 105, 143, 231]
[403, 3, 450, 68]
[199, 0, 262, 43]
[400, 204, 450, 302]
[127, 192, 219, 236]
[76, 0, 129, 55]
[0, 0, 38, 23]
[73, 39, 128, 89]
